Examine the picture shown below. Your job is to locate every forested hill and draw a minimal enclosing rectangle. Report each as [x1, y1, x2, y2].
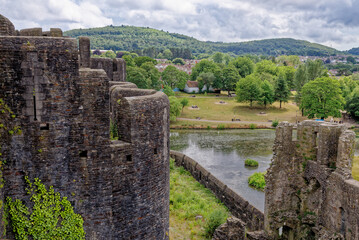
[64, 25, 342, 57]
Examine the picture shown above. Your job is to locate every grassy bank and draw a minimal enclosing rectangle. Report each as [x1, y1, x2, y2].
[170, 159, 230, 239]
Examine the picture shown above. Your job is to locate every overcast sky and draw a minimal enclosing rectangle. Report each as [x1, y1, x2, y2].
[1, 0, 359, 50]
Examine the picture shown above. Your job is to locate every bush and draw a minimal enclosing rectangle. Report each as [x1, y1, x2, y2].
[249, 123, 257, 129]
[204, 209, 227, 237]
[245, 159, 259, 167]
[217, 124, 225, 130]
[248, 172, 266, 191]
[272, 119, 279, 127]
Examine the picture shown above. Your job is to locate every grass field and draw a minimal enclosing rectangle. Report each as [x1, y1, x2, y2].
[353, 156, 359, 181]
[170, 159, 229, 239]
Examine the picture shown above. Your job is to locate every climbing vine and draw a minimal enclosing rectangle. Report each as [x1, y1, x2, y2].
[6, 177, 85, 240]
[0, 98, 22, 235]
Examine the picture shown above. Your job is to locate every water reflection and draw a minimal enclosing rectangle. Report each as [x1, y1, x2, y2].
[170, 129, 275, 212]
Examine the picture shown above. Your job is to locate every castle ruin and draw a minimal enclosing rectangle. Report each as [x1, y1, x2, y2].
[0, 14, 169, 239]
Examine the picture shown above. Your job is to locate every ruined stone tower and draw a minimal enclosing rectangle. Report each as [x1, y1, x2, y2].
[0, 14, 169, 239]
[265, 121, 358, 240]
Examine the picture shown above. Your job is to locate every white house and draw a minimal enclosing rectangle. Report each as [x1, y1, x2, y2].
[184, 81, 199, 93]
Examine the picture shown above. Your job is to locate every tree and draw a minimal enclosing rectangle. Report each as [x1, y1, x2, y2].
[347, 56, 356, 64]
[180, 98, 189, 112]
[140, 62, 161, 90]
[163, 49, 173, 60]
[122, 55, 135, 67]
[274, 74, 291, 108]
[162, 66, 188, 89]
[236, 74, 261, 107]
[126, 66, 150, 89]
[134, 56, 157, 67]
[345, 87, 359, 120]
[169, 96, 182, 121]
[190, 59, 220, 81]
[197, 72, 215, 92]
[259, 80, 275, 108]
[255, 60, 278, 76]
[163, 85, 175, 96]
[221, 65, 241, 95]
[300, 77, 344, 119]
[104, 50, 116, 59]
[230, 57, 255, 78]
[172, 58, 185, 65]
[212, 52, 224, 63]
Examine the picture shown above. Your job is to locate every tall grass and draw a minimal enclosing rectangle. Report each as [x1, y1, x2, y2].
[170, 159, 229, 239]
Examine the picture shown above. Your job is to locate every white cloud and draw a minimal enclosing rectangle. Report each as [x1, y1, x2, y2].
[1, 0, 359, 50]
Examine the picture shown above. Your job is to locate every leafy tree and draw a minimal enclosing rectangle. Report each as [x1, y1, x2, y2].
[347, 56, 356, 64]
[236, 74, 261, 107]
[180, 98, 189, 112]
[278, 66, 296, 89]
[172, 58, 185, 65]
[212, 52, 224, 64]
[255, 60, 278, 76]
[126, 66, 150, 89]
[163, 49, 173, 60]
[134, 56, 157, 67]
[104, 50, 116, 59]
[230, 57, 255, 78]
[163, 85, 175, 96]
[162, 66, 188, 89]
[197, 72, 215, 92]
[274, 74, 291, 108]
[122, 55, 135, 67]
[345, 87, 359, 120]
[190, 60, 220, 81]
[300, 77, 344, 119]
[169, 96, 182, 121]
[221, 65, 241, 95]
[259, 80, 275, 108]
[140, 62, 161, 90]
[276, 55, 300, 67]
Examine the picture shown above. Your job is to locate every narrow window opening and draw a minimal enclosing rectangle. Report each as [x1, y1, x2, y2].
[113, 61, 118, 71]
[314, 131, 319, 147]
[126, 154, 132, 162]
[79, 150, 88, 158]
[40, 123, 49, 130]
[154, 148, 158, 154]
[33, 95, 37, 121]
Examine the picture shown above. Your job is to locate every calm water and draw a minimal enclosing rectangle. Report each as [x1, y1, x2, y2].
[170, 129, 275, 212]
[170, 129, 359, 212]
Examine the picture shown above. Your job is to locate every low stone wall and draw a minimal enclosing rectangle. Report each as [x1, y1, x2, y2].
[170, 150, 264, 231]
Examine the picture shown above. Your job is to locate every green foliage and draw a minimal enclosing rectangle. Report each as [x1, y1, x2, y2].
[172, 58, 185, 65]
[162, 66, 188, 89]
[274, 73, 291, 108]
[204, 209, 227, 237]
[169, 97, 182, 121]
[170, 159, 229, 239]
[122, 55, 135, 67]
[197, 72, 215, 92]
[110, 120, 118, 140]
[217, 124, 225, 130]
[221, 65, 241, 94]
[134, 56, 156, 67]
[126, 66, 151, 89]
[236, 74, 260, 107]
[163, 85, 175, 97]
[140, 62, 161, 90]
[248, 172, 266, 191]
[271, 119, 279, 127]
[6, 177, 85, 240]
[249, 123, 257, 129]
[191, 60, 221, 82]
[259, 80, 275, 107]
[103, 50, 116, 59]
[244, 159, 259, 167]
[180, 98, 189, 110]
[345, 87, 359, 120]
[230, 57, 255, 78]
[301, 77, 344, 119]
[64, 27, 341, 57]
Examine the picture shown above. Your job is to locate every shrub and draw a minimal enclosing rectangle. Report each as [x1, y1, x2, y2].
[6, 177, 85, 240]
[248, 172, 266, 191]
[272, 119, 279, 127]
[217, 124, 225, 130]
[249, 123, 257, 129]
[204, 209, 227, 237]
[245, 159, 259, 167]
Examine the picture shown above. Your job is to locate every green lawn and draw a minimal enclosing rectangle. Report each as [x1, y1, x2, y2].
[170, 159, 229, 239]
[353, 156, 359, 181]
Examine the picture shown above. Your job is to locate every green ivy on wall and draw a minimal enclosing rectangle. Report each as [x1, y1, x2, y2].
[6, 177, 85, 240]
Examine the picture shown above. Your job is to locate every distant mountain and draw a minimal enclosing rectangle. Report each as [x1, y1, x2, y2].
[64, 26, 343, 57]
[348, 47, 359, 55]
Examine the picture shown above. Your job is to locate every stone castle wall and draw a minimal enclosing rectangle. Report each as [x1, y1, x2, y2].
[265, 121, 358, 240]
[0, 15, 169, 240]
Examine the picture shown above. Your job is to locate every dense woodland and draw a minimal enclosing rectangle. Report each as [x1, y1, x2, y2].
[64, 26, 343, 57]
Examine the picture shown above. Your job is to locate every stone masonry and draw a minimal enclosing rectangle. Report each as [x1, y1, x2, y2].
[0, 14, 169, 239]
